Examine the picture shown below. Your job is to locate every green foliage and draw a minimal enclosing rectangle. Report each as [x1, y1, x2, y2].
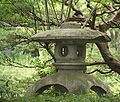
[0, 0, 120, 101]
[0, 74, 36, 101]
[1, 92, 120, 102]
[0, 0, 34, 27]
[32, 57, 56, 78]
[90, 0, 113, 5]
[0, 48, 38, 101]
[86, 43, 120, 94]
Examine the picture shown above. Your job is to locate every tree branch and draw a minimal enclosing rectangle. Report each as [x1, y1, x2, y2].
[96, 9, 118, 16]
[39, 42, 56, 62]
[45, 44, 56, 62]
[65, 0, 84, 16]
[37, 0, 46, 31]
[82, 2, 99, 29]
[112, 0, 120, 4]
[87, 61, 106, 66]
[0, 59, 36, 68]
[85, 69, 112, 74]
[96, 43, 120, 75]
[99, 11, 120, 32]
[66, 0, 73, 20]
[61, 0, 65, 23]
[45, 0, 50, 30]
[86, 0, 93, 9]
[49, 0, 59, 23]
[33, 6, 37, 34]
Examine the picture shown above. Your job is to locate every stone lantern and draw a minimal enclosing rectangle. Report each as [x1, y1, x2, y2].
[25, 22, 112, 97]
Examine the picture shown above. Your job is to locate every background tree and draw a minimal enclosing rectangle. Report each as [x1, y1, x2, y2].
[0, 0, 120, 74]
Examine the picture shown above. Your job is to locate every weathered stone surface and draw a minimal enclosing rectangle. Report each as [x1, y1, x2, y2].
[25, 22, 112, 97]
[24, 71, 112, 97]
[30, 22, 111, 43]
[54, 43, 87, 70]
[60, 22, 81, 29]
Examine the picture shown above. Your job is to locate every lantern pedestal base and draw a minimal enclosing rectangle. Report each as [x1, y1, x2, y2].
[24, 70, 112, 97]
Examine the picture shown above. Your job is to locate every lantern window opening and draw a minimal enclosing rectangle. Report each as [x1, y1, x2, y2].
[77, 46, 82, 57]
[60, 46, 68, 57]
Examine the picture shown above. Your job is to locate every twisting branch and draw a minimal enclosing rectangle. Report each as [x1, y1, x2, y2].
[28, 2, 60, 27]
[85, 69, 112, 74]
[96, 43, 120, 75]
[39, 42, 56, 62]
[74, 0, 79, 5]
[44, 43, 56, 62]
[8, 0, 49, 28]
[96, 9, 118, 16]
[82, 2, 99, 29]
[100, 16, 120, 29]
[11, 0, 59, 28]
[108, 20, 120, 29]
[86, 0, 93, 9]
[65, 0, 84, 16]
[0, 47, 53, 69]
[91, 9, 97, 29]
[99, 11, 120, 32]
[0, 34, 31, 50]
[57, 0, 85, 23]
[0, 56, 37, 68]
[105, 5, 115, 11]
[99, 17, 120, 29]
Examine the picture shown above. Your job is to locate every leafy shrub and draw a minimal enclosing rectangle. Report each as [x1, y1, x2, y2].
[32, 57, 56, 78]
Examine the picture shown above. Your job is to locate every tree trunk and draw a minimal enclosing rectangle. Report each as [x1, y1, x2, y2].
[96, 11, 120, 75]
[96, 43, 120, 75]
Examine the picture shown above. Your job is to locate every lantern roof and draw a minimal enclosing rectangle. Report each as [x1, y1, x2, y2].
[30, 22, 111, 43]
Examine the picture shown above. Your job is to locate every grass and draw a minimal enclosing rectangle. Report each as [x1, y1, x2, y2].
[0, 43, 120, 101]
[1, 92, 120, 102]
